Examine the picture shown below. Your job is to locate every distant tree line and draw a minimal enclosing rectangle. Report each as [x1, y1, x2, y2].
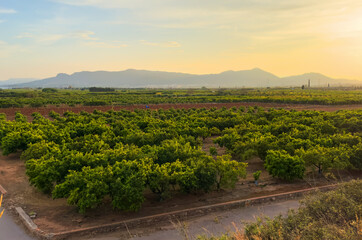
[1, 88, 362, 108]
[89, 87, 116, 92]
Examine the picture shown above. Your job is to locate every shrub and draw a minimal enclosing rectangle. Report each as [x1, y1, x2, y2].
[265, 150, 305, 181]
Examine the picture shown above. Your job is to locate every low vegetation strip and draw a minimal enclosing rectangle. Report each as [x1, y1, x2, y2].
[199, 180, 362, 240]
[0, 88, 362, 109]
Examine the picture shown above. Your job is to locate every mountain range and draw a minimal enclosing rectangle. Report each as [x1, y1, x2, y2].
[0, 78, 38, 87]
[1, 68, 361, 88]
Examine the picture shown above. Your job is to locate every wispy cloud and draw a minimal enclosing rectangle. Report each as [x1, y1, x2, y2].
[70, 31, 97, 40]
[84, 41, 128, 48]
[16, 33, 33, 39]
[15, 30, 128, 49]
[38, 34, 65, 43]
[54, 0, 362, 35]
[16, 30, 99, 44]
[51, 0, 315, 11]
[140, 40, 181, 48]
[0, 8, 17, 14]
[0, 41, 27, 59]
[17, 33, 65, 43]
[53, 0, 144, 8]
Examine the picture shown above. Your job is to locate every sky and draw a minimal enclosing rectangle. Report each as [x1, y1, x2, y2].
[0, 0, 362, 80]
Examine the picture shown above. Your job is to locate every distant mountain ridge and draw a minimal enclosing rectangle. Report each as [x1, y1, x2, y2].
[2, 68, 361, 88]
[0, 78, 38, 86]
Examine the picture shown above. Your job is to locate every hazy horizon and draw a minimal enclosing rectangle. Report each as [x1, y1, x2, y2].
[1, 0, 362, 80]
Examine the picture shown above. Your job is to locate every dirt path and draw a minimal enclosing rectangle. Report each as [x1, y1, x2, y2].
[1, 102, 361, 120]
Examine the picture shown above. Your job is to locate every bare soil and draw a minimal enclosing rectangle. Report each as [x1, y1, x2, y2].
[1, 102, 362, 120]
[1, 148, 360, 234]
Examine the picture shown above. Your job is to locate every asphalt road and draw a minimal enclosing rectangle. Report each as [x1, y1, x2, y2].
[0, 211, 35, 240]
[0, 199, 301, 240]
[79, 199, 301, 240]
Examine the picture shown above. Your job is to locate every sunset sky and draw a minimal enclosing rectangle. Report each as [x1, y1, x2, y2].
[1, 0, 362, 80]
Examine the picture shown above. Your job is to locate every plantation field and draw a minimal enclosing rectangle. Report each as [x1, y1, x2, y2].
[1, 88, 362, 109]
[0, 105, 361, 234]
[1, 102, 362, 121]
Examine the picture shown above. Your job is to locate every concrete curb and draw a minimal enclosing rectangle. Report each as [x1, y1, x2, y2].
[14, 183, 339, 240]
[15, 207, 54, 240]
[15, 207, 38, 231]
[0, 184, 7, 195]
[49, 184, 338, 239]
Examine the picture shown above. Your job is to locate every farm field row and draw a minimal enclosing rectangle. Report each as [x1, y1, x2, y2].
[1, 88, 362, 109]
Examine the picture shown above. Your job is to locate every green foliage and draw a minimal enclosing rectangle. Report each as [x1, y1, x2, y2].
[297, 145, 352, 174]
[1, 88, 362, 108]
[21, 141, 59, 161]
[194, 126, 211, 139]
[26, 156, 63, 193]
[29, 101, 45, 108]
[89, 87, 115, 92]
[191, 156, 217, 192]
[110, 160, 146, 211]
[15, 112, 27, 123]
[0, 113, 6, 121]
[42, 88, 58, 93]
[48, 111, 61, 120]
[253, 170, 262, 181]
[1, 132, 24, 155]
[83, 100, 108, 106]
[349, 143, 362, 169]
[53, 166, 110, 213]
[265, 150, 305, 181]
[154, 138, 204, 165]
[209, 146, 218, 156]
[1, 129, 44, 155]
[147, 162, 173, 200]
[214, 155, 247, 190]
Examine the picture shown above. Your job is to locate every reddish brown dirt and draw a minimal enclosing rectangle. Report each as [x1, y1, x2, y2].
[1, 149, 360, 234]
[1, 102, 362, 120]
